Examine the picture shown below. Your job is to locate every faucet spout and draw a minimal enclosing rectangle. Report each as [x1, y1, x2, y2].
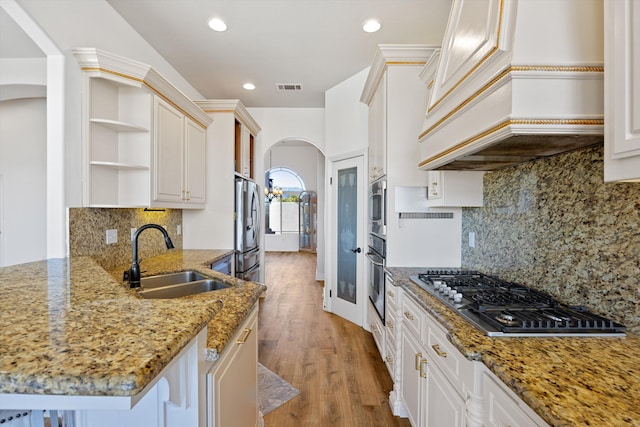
[127, 223, 175, 288]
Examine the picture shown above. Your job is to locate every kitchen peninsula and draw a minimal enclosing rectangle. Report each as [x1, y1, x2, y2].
[0, 250, 265, 425]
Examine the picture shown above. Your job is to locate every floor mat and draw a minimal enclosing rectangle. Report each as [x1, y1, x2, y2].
[258, 363, 300, 415]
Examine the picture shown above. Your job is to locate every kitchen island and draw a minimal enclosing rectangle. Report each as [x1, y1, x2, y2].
[386, 267, 640, 427]
[0, 250, 265, 423]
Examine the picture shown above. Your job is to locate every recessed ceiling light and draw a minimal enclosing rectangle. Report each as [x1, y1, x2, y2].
[243, 83, 256, 91]
[208, 17, 227, 32]
[362, 19, 381, 33]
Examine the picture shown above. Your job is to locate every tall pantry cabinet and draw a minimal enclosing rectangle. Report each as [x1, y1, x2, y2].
[73, 48, 212, 208]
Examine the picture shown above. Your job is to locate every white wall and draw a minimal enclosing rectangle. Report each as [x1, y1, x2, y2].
[324, 68, 369, 159]
[268, 143, 319, 191]
[0, 97, 47, 266]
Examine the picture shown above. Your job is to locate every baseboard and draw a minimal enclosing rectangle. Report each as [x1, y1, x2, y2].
[389, 390, 408, 418]
[315, 272, 324, 281]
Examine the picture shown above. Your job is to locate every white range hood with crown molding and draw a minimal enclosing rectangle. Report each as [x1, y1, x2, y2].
[418, 0, 605, 171]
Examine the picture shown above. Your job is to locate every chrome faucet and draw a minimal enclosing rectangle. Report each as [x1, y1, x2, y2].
[127, 223, 175, 288]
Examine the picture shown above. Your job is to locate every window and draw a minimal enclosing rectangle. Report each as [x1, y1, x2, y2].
[265, 167, 305, 234]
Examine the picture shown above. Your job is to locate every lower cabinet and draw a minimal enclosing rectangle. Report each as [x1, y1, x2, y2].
[482, 366, 549, 427]
[390, 287, 549, 427]
[368, 299, 386, 360]
[207, 305, 259, 427]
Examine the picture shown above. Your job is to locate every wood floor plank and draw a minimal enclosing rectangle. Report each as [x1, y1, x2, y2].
[259, 252, 411, 427]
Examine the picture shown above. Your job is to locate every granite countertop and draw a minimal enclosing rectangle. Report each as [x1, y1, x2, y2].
[386, 267, 640, 427]
[0, 250, 266, 398]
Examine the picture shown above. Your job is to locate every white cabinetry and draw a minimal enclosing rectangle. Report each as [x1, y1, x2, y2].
[75, 328, 210, 427]
[426, 171, 484, 207]
[419, 0, 605, 171]
[368, 299, 385, 360]
[153, 97, 206, 206]
[83, 76, 152, 207]
[207, 305, 259, 427]
[363, 45, 466, 268]
[367, 72, 387, 182]
[73, 48, 212, 208]
[398, 288, 482, 427]
[399, 295, 427, 427]
[183, 100, 261, 250]
[482, 366, 549, 427]
[604, 0, 640, 182]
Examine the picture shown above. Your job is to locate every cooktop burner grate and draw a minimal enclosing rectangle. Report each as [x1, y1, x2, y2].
[411, 271, 626, 337]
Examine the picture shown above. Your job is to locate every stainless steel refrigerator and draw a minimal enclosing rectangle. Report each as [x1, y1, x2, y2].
[235, 177, 261, 282]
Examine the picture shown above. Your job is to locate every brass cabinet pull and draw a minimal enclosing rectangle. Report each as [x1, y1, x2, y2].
[237, 327, 252, 344]
[386, 355, 393, 364]
[415, 352, 423, 371]
[387, 319, 394, 329]
[432, 344, 447, 358]
[387, 289, 395, 298]
[420, 359, 428, 378]
[404, 311, 414, 320]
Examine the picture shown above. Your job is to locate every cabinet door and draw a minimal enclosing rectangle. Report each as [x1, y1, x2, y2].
[400, 329, 426, 427]
[208, 306, 258, 427]
[368, 73, 387, 181]
[604, 0, 640, 182]
[154, 97, 184, 203]
[426, 364, 466, 427]
[184, 119, 206, 204]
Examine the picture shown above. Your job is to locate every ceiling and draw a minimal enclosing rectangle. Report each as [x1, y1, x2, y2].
[105, 0, 453, 108]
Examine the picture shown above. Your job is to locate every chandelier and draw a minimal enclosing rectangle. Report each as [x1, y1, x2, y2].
[264, 178, 283, 201]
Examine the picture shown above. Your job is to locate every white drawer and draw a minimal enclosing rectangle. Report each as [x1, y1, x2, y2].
[368, 301, 385, 359]
[401, 294, 424, 340]
[385, 342, 396, 377]
[425, 314, 473, 395]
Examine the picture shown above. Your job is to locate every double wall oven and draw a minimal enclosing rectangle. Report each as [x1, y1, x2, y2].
[367, 178, 387, 324]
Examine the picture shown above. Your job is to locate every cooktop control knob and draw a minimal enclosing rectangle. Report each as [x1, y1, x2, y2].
[454, 293, 463, 303]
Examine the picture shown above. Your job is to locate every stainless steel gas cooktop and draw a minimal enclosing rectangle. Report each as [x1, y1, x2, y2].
[410, 270, 626, 337]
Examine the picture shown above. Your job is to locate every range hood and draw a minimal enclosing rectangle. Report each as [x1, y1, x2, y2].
[418, 0, 604, 171]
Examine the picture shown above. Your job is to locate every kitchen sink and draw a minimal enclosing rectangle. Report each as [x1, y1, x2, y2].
[138, 279, 231, 299]
[139, 270, 210, 289]
[136, 270, 231, 299]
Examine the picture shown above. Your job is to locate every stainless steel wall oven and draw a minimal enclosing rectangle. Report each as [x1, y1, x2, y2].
[367, 225, 386, 324]
[368, 178, 387, 238]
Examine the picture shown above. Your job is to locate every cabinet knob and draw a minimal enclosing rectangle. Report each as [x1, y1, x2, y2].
[404, 311, 414, 320]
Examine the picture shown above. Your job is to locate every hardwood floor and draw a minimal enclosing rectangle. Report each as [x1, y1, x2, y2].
[259, 251, 411, 427]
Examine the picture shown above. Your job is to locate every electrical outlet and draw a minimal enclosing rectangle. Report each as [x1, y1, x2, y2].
[106, 229, 118, 245]
[469, 232, 476, 248]
[177, 224, 182, 235]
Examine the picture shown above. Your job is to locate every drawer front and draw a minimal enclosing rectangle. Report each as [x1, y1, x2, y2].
[401, 294, 423, 341]
[368, 301, 385, 359]
[386, 309, 397, 343]
[385, 276, 399, 312]
[385, 343, 396, 377]
[425, 315, 473, 394]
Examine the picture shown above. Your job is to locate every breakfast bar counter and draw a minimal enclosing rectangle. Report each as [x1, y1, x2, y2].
[386, 267, 640, 427]
[0, 250, 265, 399]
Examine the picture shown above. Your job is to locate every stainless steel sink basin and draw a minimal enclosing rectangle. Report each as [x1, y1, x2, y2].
[136, 270, 231, 299]
[140, 270, 209, 289]
[138, 279, 231, 299]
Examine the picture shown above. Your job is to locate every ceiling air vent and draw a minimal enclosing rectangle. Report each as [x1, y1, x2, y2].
[276, 83, 303, 91]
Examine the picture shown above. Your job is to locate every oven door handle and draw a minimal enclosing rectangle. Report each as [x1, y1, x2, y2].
[366, 252, 384, 267]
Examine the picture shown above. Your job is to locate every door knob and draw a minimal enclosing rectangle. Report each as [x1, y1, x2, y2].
[351, 247, 362, 253]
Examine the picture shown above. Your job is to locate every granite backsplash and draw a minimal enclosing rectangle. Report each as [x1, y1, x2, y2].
[461, 145, 640, 334]
[69, 208, 183, 271]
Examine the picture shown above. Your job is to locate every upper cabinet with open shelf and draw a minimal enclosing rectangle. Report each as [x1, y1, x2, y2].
[73, 48, 212, 208]
[419, 0, 605, 172]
